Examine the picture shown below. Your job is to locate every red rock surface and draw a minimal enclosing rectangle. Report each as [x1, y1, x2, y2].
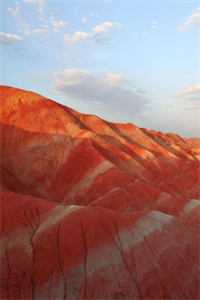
[0, 85, 199, 299]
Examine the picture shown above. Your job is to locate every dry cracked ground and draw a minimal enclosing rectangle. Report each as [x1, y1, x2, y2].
[0, 86, 200, 300]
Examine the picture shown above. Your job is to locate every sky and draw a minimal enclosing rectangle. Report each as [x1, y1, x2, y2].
[0, 0, 200, 137]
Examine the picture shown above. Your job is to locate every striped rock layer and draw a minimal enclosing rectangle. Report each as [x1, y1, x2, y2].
[0, 86, 199, 300]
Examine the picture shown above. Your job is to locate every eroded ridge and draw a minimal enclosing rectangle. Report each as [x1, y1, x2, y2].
[0, 86, 199, 299]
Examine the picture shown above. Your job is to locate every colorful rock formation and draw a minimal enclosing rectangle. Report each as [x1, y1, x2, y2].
[0, 86, 199, 299]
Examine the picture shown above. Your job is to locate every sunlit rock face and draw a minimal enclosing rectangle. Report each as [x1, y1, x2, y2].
[0, 86, 199, 300]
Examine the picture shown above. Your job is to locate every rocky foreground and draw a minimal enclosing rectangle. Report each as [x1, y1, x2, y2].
[0, 86, 199, 299]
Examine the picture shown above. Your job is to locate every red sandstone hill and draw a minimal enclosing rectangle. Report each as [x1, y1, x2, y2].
[187, 138, 200, 159]
[0, 85, 199, 300]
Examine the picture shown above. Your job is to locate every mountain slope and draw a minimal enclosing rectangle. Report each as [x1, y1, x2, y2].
[0, 86, 199, 299]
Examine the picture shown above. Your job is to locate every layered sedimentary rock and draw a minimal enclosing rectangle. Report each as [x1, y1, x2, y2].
[0, 86, 199, 299]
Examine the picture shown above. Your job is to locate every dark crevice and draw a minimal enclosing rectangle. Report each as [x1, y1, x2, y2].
[80, 219, 88, 300]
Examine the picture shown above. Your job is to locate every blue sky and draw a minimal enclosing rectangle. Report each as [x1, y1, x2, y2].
[0, 0, 199, 136]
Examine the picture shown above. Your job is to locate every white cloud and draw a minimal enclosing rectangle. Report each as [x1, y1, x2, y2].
[55, 69, 147, 117]
[93, 21, 119, 34]
[64, 31, 91, 45]
[104, 73, 123, 86]
[178, 84, 200, 99]
[179, 7, 200, 31]
[0, 32, 23, 44]
[52, 20, 67, 32]
[64, 21, 121, 45]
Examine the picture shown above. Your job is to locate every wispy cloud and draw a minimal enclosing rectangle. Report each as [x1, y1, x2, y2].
[64, 21, 120, 45]
[178, 7, 200, 31]
[55, 69, 147, 117]
[31, 22, 67, 36]
[8, 2, 67, 37]
[8, 2, 32, 36]
[178, 84, 200, 99]
[30, 25, 49, 35]
[8, 3, 20, 17]
[0, 32, 23, 44]
[23, 0, 46, 14]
